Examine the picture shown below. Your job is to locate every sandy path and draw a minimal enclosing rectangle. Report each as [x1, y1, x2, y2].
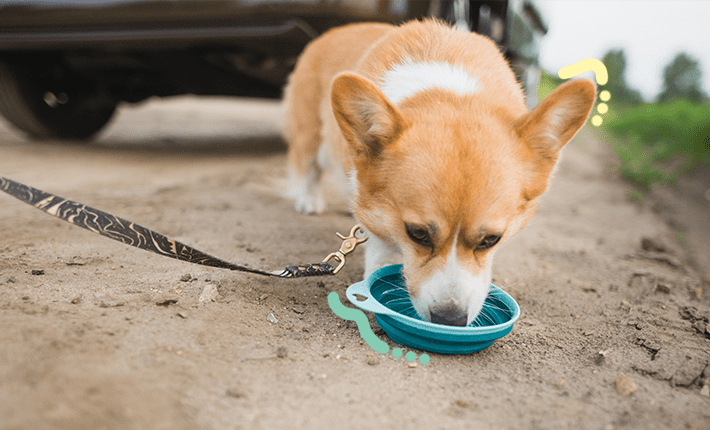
[0, 97, 708, 430]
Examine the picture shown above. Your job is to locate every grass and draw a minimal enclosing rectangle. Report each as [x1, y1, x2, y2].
[538, 71, 710, 191]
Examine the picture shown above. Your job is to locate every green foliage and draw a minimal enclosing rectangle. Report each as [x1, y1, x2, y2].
[538, 69, 564, 102]
[537, 70, 710, 192]
[607, 134, 677, 191]
[603, 100, 710, 190]
[627, 190, 645, 204]
[605, 100, 710, 162]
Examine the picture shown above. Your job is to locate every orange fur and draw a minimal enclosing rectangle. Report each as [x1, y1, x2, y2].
[282, 19, 595, 324]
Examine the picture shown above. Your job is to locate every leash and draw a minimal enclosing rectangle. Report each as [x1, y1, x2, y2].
[0, 177, 367, 278]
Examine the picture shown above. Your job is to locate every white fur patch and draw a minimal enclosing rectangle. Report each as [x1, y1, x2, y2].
[286, 167, 325, 215]
[346, 170, 359, 204]
[363, 232, 400, 277]
[410, 234, 489, 324]
[380, 59, 479, 104]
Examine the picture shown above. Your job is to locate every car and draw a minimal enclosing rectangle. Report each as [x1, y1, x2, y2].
[0, 0, 547, 140]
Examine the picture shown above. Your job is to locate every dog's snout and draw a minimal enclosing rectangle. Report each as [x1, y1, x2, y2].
[429, 306, 468, 327]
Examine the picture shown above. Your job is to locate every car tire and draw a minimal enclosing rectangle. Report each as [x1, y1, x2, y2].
[0, 61, 117, 140]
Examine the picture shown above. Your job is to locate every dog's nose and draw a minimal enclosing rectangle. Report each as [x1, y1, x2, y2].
[429, 306, 468, 327]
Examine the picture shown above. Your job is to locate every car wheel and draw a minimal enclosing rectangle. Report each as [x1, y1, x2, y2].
[0, 61, 117, 140]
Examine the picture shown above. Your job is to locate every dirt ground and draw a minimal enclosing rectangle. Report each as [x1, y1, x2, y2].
[0, 96, 709, 430]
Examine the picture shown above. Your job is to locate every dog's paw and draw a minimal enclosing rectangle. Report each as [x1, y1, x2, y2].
[294, 195, 326, 215]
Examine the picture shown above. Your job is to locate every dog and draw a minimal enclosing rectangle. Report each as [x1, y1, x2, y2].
[282, 19, 595, 326]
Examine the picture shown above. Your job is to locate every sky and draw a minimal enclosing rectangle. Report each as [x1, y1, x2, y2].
[534, 0, 710, 102]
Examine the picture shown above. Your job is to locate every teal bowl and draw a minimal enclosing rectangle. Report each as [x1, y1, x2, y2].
[346, 264, 520, 354]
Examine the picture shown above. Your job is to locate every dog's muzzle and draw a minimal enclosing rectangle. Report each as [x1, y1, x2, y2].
[429, 305, 468, 327]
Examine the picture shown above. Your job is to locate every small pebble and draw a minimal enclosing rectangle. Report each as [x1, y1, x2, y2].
[226, 389, 246, 398]
[31, 269, 44, 276]
[198, 284, 219, 303]
[70, 296, 82, 305]
[156, 298, 178, 306]
[620, 300, 631, 308]
[655, 283, 672, 294]
[691, 287, 703, 300]
[615, 375, 637, 396]
[101, 301, 126, 308]
[596, 349, 612, 365]
[555, 379, 565, 388]
[629, 273, 655, 289]
[367, 357, 379, 366]
[267, 313, 278, 324]
[692, 321, 709, 334]
[179, 274, 192, 282]
[176, 311, 189, 319]
[641, 237, 666, 252]
[407, 361, 418, 368]
[276, 346, 288, 358]
[700, 384, 710, 397]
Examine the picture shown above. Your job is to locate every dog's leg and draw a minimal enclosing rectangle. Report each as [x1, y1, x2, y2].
[363, 234, 399, 277]
[283, 75, 326, 215]
[286, 159, 324, 215]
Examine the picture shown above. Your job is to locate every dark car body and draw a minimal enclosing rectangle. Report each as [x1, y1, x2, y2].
[0, 0, 547, 139]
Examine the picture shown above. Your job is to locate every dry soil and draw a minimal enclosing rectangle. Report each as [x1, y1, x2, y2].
[0, 97, 709, 430]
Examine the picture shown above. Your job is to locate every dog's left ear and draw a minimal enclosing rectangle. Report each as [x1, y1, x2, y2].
[516, 78, 596, 199]
[331, 72, 406, 165]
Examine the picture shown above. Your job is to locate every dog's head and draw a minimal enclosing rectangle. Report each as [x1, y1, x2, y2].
[332, 73, 595, 325]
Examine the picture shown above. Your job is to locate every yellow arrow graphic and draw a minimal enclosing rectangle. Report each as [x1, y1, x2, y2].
[558, 58, 608, 85]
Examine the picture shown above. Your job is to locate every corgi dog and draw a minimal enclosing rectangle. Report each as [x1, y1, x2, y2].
[282, 20, 595, 326]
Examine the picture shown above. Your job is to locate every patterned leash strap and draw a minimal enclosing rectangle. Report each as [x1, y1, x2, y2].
[0, 177, 366, 278]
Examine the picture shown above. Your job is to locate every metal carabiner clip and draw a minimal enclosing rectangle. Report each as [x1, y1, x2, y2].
[322, 225, 368, 274]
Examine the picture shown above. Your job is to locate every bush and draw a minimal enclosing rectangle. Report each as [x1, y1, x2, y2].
[538, 71, 710, 191]
[605, 100, 710, 163]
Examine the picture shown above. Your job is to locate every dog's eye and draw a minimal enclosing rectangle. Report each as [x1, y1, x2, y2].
[477, 234, 501, 250]
[405, 224, 432, 247]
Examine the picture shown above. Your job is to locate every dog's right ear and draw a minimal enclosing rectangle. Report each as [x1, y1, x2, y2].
[331, 72, 406, 164]
[516, 78, 596, 200]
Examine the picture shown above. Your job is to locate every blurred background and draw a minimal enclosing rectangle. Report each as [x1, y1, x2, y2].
[0, 0, 708, 193]
[535, 0, 710, 193]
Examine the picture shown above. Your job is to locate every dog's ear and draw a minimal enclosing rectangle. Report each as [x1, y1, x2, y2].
[516, 78, 596, 200]
[331, 72, 406, 163]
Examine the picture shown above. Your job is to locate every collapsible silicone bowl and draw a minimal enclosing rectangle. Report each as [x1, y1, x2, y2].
[346, 264, 520, 354]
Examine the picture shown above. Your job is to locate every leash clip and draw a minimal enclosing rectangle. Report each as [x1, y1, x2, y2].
[322, 225, 368, 274]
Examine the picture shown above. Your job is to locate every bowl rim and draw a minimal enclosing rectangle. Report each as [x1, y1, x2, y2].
[346, 264, 520, 336]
